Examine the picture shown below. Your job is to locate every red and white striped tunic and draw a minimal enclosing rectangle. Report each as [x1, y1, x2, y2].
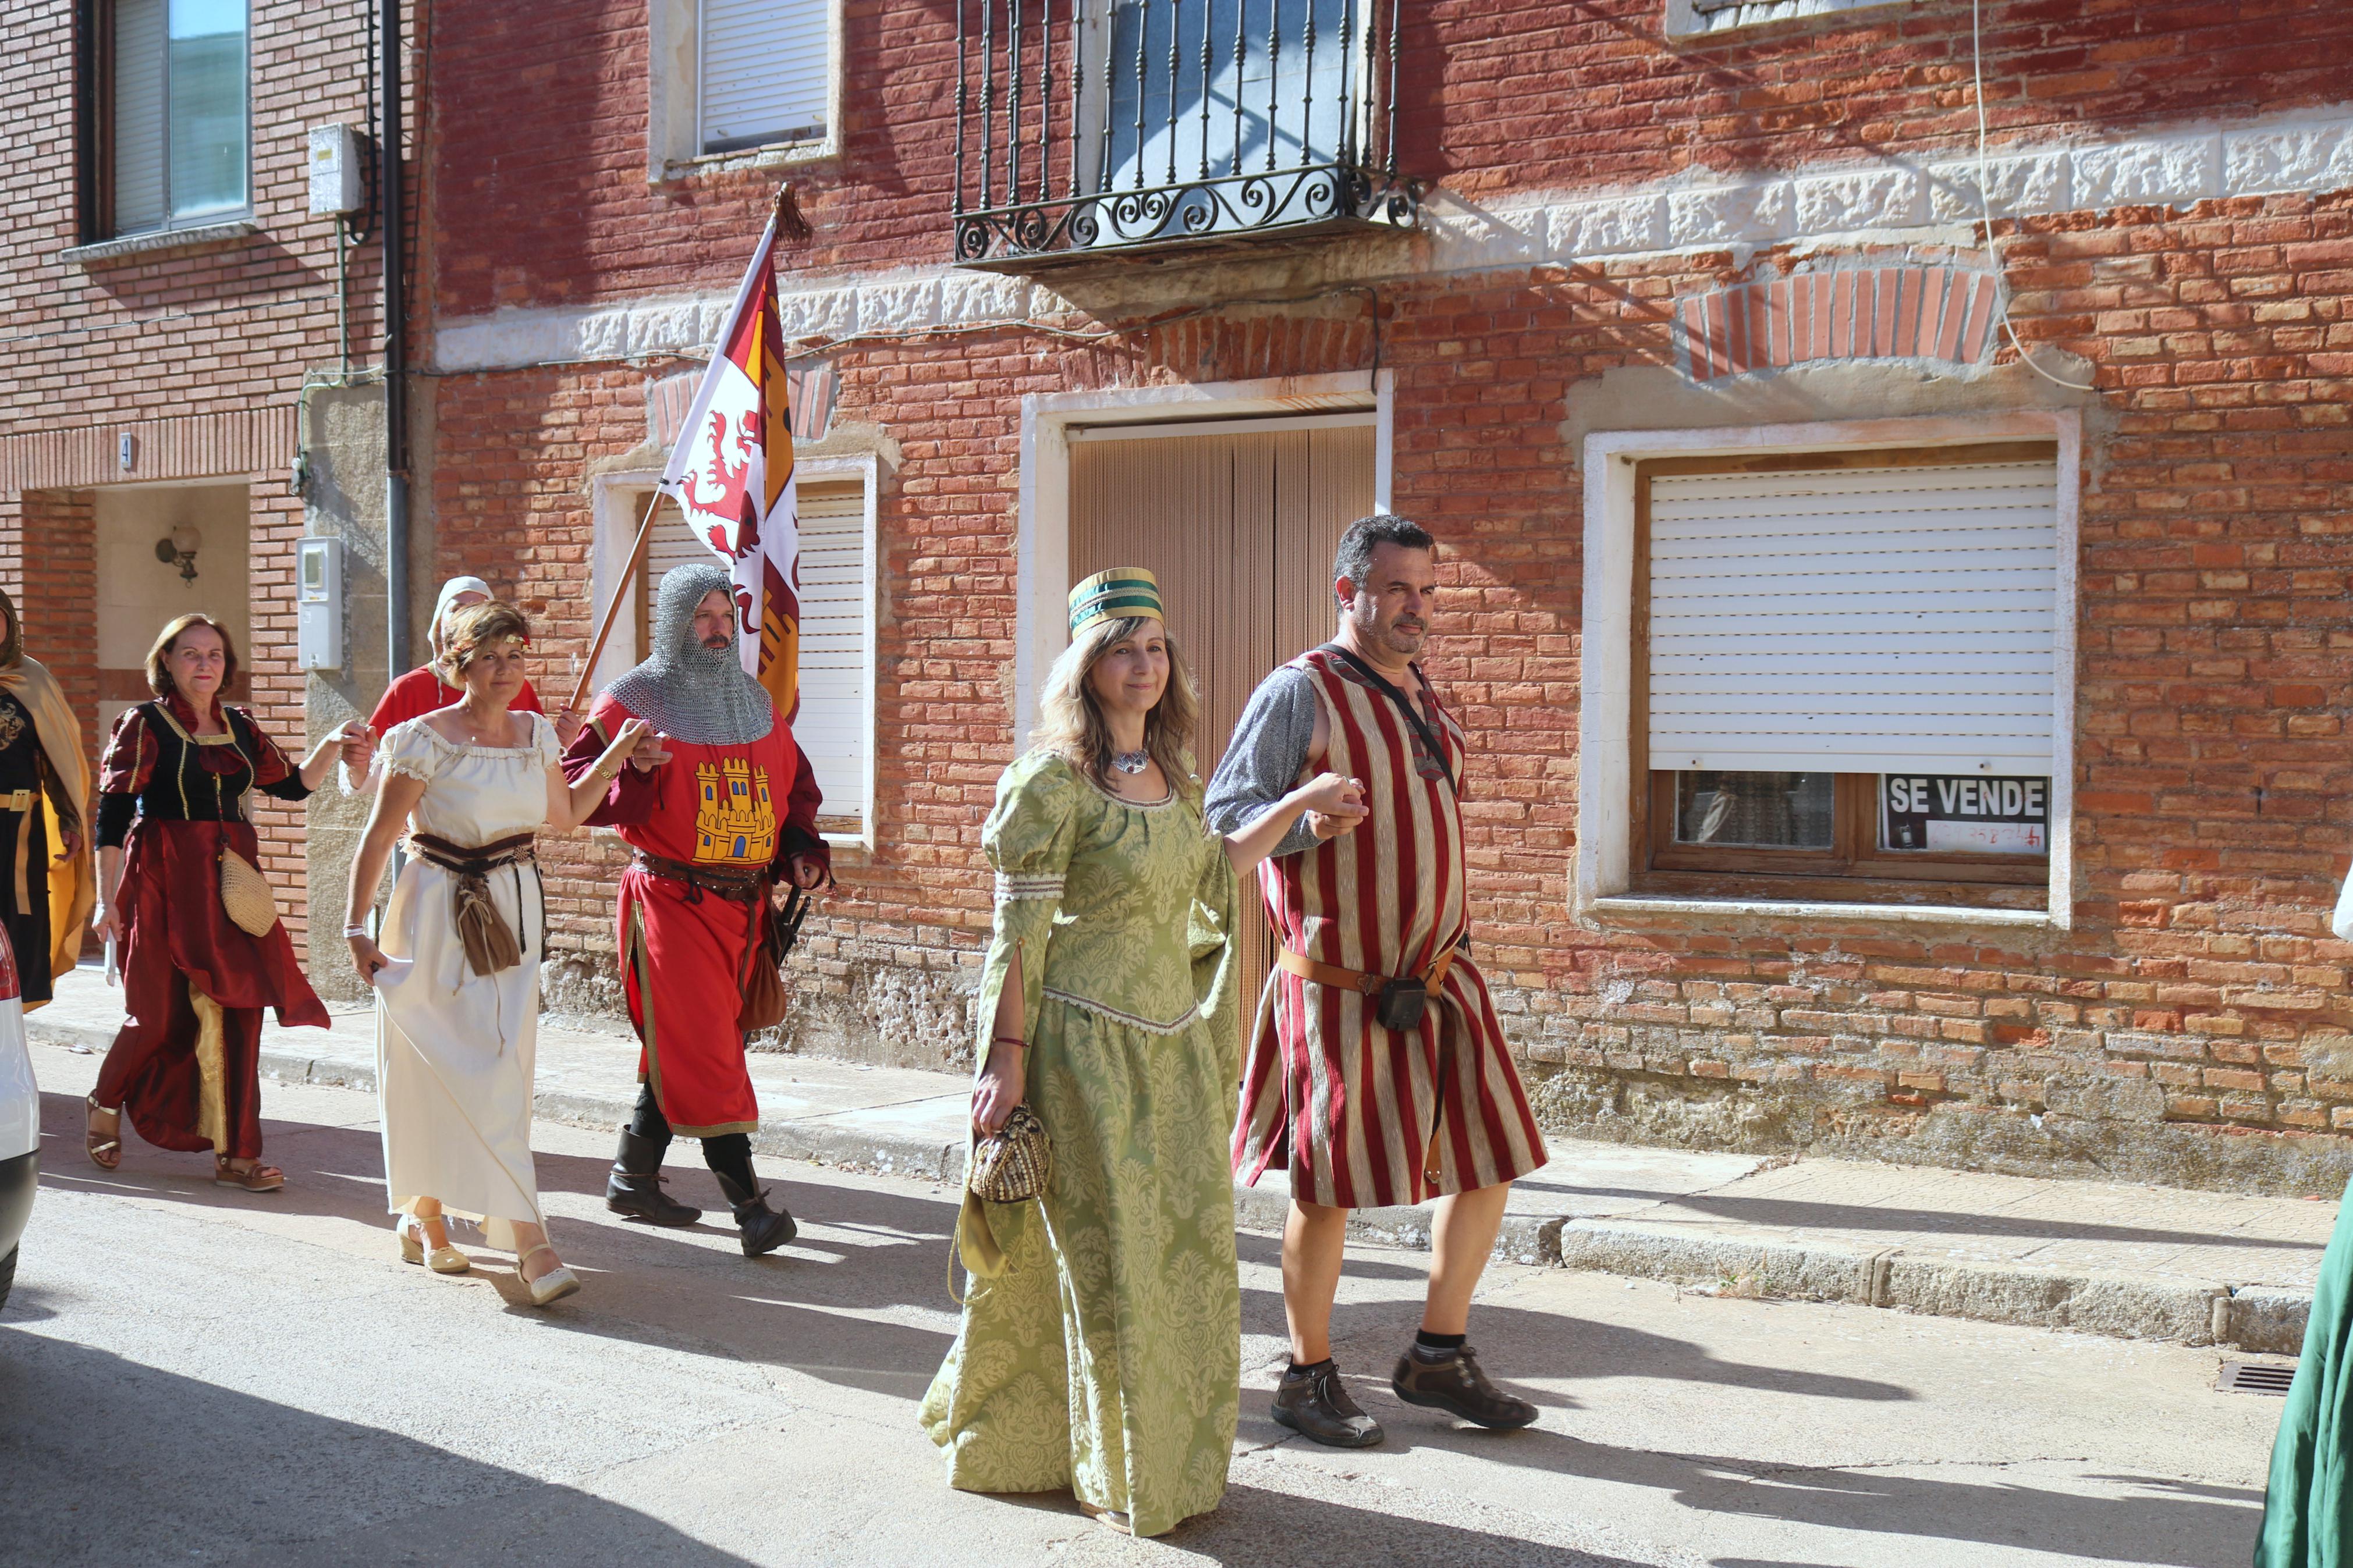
[1233, 649, 1548, 1208]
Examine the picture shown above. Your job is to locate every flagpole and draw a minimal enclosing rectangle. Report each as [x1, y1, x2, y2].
[568, 489, 662, 716]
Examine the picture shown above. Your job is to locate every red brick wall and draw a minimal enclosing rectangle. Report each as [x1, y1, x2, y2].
[1, 490, 100, 778]
[421, 0, 2353, 315]
[0, 2, 392, 431]
[420, 177, 2353, 1186]
[0, 2, 399, 961]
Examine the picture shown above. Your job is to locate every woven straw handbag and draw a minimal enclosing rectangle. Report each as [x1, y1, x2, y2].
[968, 1103, 1052, 1204]
[217, 846, 281, 937]
[951, 1103, 1054, 1302]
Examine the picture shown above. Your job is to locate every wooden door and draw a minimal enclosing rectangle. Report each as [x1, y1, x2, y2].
[1069, 421, 1376, 1017]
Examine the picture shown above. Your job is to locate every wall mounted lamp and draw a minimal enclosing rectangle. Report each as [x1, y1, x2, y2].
[155, 523, 201, 584]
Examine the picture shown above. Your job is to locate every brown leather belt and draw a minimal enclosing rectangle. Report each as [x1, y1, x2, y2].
[1274, 940, 1458, 998]
[631, 849, 765, 903]
[1278, 938, 1462, 1189]
[407, 830, 537, 876]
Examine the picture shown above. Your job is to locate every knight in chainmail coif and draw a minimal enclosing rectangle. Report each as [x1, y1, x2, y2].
[563, 563, 831, 1257]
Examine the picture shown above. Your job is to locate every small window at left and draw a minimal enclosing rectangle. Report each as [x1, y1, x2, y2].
[101, 0, 250, 238]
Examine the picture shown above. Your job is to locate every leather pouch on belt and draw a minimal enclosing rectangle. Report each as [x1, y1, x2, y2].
[1376, 976, 1429, 1031]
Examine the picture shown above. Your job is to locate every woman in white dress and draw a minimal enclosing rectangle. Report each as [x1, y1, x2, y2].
[343, 601, 651, 1307]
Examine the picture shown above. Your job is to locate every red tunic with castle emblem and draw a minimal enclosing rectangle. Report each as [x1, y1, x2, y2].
[566, 692, 825, 1136]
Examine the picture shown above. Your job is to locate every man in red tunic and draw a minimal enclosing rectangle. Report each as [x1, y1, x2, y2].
[565, 563, 828, 1256]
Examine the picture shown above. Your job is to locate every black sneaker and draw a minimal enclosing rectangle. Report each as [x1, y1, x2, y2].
[1390, 1343, 1538, 1430]
[1271, 1360, 1385, 1448]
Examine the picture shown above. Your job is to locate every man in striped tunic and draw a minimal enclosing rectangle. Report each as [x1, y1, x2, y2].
[1207, 514, 1549, 1448]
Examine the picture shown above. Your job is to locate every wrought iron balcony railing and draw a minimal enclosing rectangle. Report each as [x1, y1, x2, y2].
[952, 0, 1421, 267]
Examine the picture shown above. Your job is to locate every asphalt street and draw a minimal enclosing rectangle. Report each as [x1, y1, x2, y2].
[0, 1041, 2283, 1568]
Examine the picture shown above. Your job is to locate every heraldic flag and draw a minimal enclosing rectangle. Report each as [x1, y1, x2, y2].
[659, 207, 803, 721]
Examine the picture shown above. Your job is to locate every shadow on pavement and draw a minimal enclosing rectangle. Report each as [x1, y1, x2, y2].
[42, 1088, 2258, 1566]
[984, 1483, 1658, 1565]
[0, 1335, 753, 1566]
[1300, 1358, 2259, 1568]
[33, 1089, 1917, 1412]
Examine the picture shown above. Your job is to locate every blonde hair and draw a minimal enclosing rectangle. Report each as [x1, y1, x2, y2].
[145, 614, 240, 698]
[436, 600, 533, 682]
[1034, 614, 1199, 793]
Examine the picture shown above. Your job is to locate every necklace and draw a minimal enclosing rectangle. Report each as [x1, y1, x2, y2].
[1111, 748, 1149, 775]
[453, 704, 515, 746]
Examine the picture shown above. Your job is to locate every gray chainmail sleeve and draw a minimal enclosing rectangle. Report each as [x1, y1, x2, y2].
[1204, 665, 1321, 858]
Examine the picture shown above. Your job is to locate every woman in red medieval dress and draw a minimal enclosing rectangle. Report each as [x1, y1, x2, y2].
[81, 615, 370, 1190]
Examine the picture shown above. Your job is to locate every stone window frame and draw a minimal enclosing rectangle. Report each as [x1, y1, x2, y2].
[1665, 0, 1911, 42]
[589, 453, 879, 850]
[1575, 410, 2081, 932]
[645, 0, 844, 184]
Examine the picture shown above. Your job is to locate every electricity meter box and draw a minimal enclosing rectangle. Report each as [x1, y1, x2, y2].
[297, 538, 345, 671]
[307, 125, 364, 216]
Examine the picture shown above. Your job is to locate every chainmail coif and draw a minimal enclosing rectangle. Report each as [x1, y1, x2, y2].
[603, 563, 776, 746]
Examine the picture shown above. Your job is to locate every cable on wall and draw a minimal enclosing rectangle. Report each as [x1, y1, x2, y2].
[1971, 0, 2097, 393]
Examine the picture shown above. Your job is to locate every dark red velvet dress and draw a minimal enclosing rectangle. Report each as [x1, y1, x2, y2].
[91, 695, 329, 1161]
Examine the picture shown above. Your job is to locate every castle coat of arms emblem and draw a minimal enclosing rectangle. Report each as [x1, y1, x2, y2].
[694, 759, 776, 865]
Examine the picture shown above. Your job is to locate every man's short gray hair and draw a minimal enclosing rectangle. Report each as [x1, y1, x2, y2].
[1332, 514, 1435, 605]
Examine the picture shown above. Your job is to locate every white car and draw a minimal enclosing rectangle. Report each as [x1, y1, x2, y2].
[0, 925, 34, 1312]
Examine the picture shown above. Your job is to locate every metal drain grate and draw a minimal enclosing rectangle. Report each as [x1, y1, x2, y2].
[2220, 1360, 2299, 1396]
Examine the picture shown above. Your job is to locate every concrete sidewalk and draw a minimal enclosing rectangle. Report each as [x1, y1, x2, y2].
[30, 963, 2334, 1353]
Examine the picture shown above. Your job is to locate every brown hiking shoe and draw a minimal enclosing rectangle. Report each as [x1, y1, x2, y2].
[1391, 1343, 1538, 1430]
[1271, 1360, 1385, 1448]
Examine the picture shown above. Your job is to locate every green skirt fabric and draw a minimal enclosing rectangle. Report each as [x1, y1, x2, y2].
[2258, 1181, 2353, 1566]
[921, 993, 1241, 1538]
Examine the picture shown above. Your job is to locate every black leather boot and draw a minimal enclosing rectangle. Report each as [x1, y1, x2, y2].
[712, 1171, 797, 1257]
[1270, 1359, 1385, 1448]
[605, 1128, 703, 1226]
[1391, 1342, 1538, 1430]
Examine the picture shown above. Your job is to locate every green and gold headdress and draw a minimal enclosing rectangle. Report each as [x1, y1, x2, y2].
[1067, 567, 1163, 637]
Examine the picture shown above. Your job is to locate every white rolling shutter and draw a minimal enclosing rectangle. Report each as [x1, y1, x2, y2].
[700, 0, 829, 152]
[112, 0, 169, 234]
[792, 485, 870, 830]
[1646, 458, 2060, 773]
[637, 497, 716, 654]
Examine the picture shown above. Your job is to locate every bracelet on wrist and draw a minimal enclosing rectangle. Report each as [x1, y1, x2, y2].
[991, 1034, 1027, 1050]
[342, 925, 370, 938]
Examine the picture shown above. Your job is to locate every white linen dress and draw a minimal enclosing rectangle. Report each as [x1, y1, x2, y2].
[373, 713, 558, 1249]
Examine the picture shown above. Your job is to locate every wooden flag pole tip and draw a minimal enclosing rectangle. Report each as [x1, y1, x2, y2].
[773, 182, 812, 248]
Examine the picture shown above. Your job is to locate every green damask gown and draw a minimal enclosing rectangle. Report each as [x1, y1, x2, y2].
[2258, 1179, 2353, 1566]
[921, 749, 1241, 1538]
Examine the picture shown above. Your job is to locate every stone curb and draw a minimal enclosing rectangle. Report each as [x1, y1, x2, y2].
[1556, 1219, 2309, 1355]
[30, 1016, 2311, 1353]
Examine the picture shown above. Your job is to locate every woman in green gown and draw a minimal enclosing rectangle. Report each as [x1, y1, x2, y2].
[2258, 1185, 2353, 1565]
[921, 568, 1366, 1537]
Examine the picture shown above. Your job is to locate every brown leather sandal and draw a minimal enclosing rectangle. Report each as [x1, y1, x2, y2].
[213, 1156, 285, 1193]
[84, 1096, 122, 1172]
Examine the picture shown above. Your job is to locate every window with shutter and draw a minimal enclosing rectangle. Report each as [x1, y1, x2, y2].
[791, 485, 872, 835]
[631, 482, 874, 840]
[700, 0, 831, 154]
[1634, 443, 2061, 904]
[100, 0, 250, 239]
[637, 497, 717, 657]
